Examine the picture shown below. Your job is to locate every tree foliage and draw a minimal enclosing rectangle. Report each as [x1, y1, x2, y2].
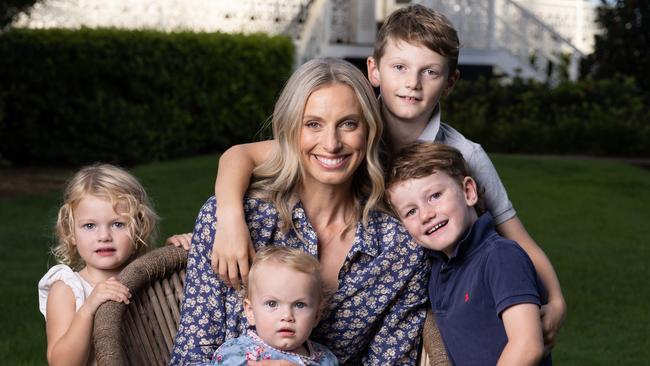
[582, 0, 650, 93]
[0, 0, 39, 29]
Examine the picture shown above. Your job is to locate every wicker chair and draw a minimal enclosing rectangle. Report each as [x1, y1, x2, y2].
[93, 245, 450, 365]
[93, 245, 187, 366]
[419, 309, 451, 366]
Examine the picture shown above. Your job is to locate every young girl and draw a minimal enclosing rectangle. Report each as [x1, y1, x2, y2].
[38, 163, 158, 366]
[209, 246, 337, 366]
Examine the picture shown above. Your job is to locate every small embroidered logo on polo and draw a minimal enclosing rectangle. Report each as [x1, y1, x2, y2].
[464, 292, 470, 302]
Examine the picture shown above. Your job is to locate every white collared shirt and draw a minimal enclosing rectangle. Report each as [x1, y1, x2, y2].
[415, 104, 516, 225]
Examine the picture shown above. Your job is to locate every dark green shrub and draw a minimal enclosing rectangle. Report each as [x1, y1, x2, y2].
[443, 76, 649, 157]
[0, 28, 293, 165]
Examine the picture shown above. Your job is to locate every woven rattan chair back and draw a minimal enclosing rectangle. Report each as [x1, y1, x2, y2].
[93, 245, 187, 366]
[92, 245, 448, 365]
[419, 309, 452, 366]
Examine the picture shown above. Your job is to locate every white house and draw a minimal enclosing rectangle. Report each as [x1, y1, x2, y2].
[13, 0, 598, 81]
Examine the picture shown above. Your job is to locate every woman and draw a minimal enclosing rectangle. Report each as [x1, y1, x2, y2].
[170, 58, 430, 365]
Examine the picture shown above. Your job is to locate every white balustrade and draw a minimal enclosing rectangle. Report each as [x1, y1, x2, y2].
[422, 0, 583, 81]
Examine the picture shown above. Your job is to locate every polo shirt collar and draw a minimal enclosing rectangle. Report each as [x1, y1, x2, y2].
[417, 104, 442, 142]
[429, 213, 495, 262]
[377, 95, 442, 143]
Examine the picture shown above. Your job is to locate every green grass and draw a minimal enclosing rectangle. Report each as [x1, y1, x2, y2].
[495, 155, 650, 364]
[1, 153, 648, 364]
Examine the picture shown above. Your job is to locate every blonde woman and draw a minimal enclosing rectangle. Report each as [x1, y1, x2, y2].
[170, 58, 430, 365]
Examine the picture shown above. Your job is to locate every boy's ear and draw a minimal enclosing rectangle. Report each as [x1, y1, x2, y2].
[243, 298, 256, 326]
[366, 56, 381, 87]
[463, 176, 478, 207]
[443, 69, 460, 97]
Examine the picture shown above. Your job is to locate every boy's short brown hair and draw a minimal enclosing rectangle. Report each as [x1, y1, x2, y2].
[385, 142, 485, 214]
[374, 4, 461, 76]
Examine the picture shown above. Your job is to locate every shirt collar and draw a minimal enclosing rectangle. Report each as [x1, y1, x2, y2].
[291, 202, 380, 258]
[377, 96, 442, 143]
[429, 213, 496, 262]
[352, 214, 380, 257]
[248, 330, 320, 361]
[290, 202, 320, 256]
[417, 104, 442, 142]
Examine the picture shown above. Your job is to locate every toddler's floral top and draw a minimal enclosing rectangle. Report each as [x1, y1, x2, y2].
[170, 196, 430, 365]
[207, 330, 338, 366]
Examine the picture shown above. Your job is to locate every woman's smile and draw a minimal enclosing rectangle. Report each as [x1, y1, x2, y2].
[313, 154, 350, 169]
[299, 83, 367, 189]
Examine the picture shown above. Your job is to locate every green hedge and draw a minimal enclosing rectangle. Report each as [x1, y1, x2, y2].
[443, 76, 650, 157]
[0, 28, 293, 165]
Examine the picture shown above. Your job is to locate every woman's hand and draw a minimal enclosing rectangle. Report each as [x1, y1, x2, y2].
[211, 209, 255, 289]
[79, 277, 130, 317]
[165, 233, 192, 250]
[540, 299, 567, 355]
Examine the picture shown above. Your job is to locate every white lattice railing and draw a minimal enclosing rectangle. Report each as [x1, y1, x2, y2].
[422, 0, 584, 81]
[294, 0, 377, 65]
[294, 0, 584, 80]
[294, 0, 329, 65]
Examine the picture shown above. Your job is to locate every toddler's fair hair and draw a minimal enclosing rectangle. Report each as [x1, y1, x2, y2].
[246, 246, 329, 316]
[53, 163, 158, 270]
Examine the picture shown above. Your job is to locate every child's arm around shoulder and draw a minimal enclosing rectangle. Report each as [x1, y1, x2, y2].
[497, 217, 566, 354]
[498, 303, 544, 366]
[464, 134, 564, 353]
[212, 140, 275, 289]
[45, 278, 130, 366]
[468, 139, 565, 350]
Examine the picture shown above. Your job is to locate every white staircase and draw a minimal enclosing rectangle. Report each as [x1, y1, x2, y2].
[421, 0, 584, 81]
[295, 0, 584, 81]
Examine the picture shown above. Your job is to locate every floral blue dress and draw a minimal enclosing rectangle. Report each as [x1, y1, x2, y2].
[170, 196, 430, 365]
[206, 330, 338, 366]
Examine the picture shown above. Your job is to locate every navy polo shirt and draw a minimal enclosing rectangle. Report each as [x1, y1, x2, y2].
[428, 213, 551, 365]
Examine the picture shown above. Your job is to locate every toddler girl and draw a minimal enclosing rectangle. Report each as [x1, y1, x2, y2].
[210, 246, 338, 366]
[38, 163, 158, 366]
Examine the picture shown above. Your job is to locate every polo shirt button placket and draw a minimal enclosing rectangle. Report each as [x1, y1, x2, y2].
[437, 262, 452, 311]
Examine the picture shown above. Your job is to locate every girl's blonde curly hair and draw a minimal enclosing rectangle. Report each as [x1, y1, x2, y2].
[53, 163, 159, 270]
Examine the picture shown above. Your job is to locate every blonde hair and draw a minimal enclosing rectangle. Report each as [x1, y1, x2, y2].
[374, 4, 461, 76]
[53, 163, 159, 270]
[246, 246, 328, 315]
[249, 58, 384, 233]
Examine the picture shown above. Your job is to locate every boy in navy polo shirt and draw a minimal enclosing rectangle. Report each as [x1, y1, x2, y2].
[386, 142, 551, 366]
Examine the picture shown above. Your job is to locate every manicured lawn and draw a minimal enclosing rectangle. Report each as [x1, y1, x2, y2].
[0, 153, 648, 364]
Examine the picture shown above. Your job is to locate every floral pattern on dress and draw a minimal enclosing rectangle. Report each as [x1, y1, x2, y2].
[203, 330, 338, 366]
[170, 196, 431, 365]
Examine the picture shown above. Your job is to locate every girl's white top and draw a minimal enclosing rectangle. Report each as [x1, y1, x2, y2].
[38, 264, 94, 318]
[38, 264, 97, 365]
